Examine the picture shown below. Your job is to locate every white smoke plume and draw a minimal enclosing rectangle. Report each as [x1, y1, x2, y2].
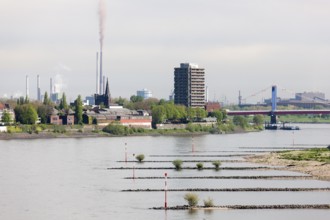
[98, 0, 106, 51]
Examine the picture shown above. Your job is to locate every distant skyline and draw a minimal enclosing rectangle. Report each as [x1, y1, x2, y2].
[1, 0, 329, 104]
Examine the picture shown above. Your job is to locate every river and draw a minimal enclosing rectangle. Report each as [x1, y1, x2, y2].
[0, 124, 329, 220]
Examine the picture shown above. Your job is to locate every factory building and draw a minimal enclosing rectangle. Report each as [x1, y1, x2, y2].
[174, 63, 205, 108]
[94, 78, 111, 108]
[83, 106, 152, 129]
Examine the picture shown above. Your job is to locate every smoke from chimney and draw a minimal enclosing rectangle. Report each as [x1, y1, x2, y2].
[98, 0, 106, 51]
[96, 52, 99, 94]
[98, 0, 106, 94]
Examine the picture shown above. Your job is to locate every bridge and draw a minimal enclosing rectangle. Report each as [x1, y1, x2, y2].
[227, 85, 330, 124]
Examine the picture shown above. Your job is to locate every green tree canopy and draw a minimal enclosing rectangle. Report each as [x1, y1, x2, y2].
[209, 110, 224, 122]
[151, 105, 166, 124]
[59, 93, 68, 110]
[43, 92, 51, 105]
[14, 104, 38, 124]
[37, 105, 53, 124]
[253, 114, 264, 126]
[233, 115, 248, 128]
[130, 95, 144, 103]
[75, 95, 83, 124]
[1, 111, 12, 124]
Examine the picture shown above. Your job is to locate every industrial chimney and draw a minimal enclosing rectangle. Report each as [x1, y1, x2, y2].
[99, 51, 103, 94]
[26, 75, 29, 99]
[37, 75, 41, 101]
[50, 77, 53, 97]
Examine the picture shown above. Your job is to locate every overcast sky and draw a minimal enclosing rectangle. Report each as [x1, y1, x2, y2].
[1, 0, 329, 104]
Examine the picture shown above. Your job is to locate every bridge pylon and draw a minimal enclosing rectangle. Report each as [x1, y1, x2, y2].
[270, 85, 277, 124]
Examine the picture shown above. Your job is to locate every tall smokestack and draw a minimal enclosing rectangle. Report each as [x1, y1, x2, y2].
[26, 75, 29, 98]
[99, 51, 103, 94]
[50, 77, 53, 97]
[37, 75, 41, 101]
[103, 75, 106, 94]
[96, 52, 99, 94]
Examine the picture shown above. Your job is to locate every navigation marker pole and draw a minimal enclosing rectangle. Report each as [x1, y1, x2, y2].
[164, 172, 168, 209]
[292, 131, 295, 146]
[125, 143, 127, 164]
[192, 136, 195, 153]
[133, 153, 135, 180]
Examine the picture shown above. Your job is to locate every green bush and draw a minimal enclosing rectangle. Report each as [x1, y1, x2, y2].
[135, 154, 145, 162]
[102, 122, 126, 135]
[172, 159, 183, 170]
[203, 197, 214, 207]
[196, 162, 203, 170]
[184, 193, 199, 207]
[212, 160, 221, 170]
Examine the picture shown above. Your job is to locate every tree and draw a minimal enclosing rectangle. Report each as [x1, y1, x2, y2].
[43, 92, 51, 105]
[195, 108, 207, 120]
[1, 111, 12, 124]
[151, 105, 166, 124]
[130, 95, 143, 103]
[209, 110, 224, 122]
[187, 107, 196, 121]
[114, 96, 127, 106]
[37, 105, 53, 124]
[24, 95, 29, 104]
[59, 93, 68, 110]
[14, 104, 38, 124]
[233, 115, 248, 128]
[75, 95, 83, 124]
[253, 115, 264, 126]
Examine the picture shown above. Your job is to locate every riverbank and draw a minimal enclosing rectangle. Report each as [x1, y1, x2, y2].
[0, 130, 213, 140]
[246, 150, 330, 181]
[0, 124, 252, 140]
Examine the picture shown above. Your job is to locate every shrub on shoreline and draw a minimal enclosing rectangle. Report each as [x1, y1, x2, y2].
[184, 193, 199, 207]
[172, 159, 183, 170]
[135, 154, 145, 162]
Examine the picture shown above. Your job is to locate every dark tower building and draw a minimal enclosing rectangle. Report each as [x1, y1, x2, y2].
[95, 78, 111, 108]
[174, 63, 205, 108]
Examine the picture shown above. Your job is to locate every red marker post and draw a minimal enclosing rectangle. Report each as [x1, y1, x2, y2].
[164, 172, 168, 209]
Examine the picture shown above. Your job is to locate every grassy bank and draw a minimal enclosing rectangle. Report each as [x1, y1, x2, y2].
[246, 147, 330, 180]
[0, 121, 262, 140]
[278, 148, 330, 163]
[277, 115, 330, 123]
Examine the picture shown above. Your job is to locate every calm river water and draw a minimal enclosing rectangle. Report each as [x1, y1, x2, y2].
[0, 124, 329, 220]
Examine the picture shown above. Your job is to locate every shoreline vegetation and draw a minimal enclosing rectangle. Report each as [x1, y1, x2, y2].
[246, 148, 330, 181]
[0, 122, 257, 140]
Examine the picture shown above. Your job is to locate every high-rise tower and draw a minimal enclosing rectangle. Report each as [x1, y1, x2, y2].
[174, 63, 205, 108]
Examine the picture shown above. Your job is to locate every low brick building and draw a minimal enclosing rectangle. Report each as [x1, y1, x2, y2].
[83, 106, 152, 129]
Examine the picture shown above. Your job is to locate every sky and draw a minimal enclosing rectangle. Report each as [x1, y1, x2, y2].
[1, 0, 330, 104]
